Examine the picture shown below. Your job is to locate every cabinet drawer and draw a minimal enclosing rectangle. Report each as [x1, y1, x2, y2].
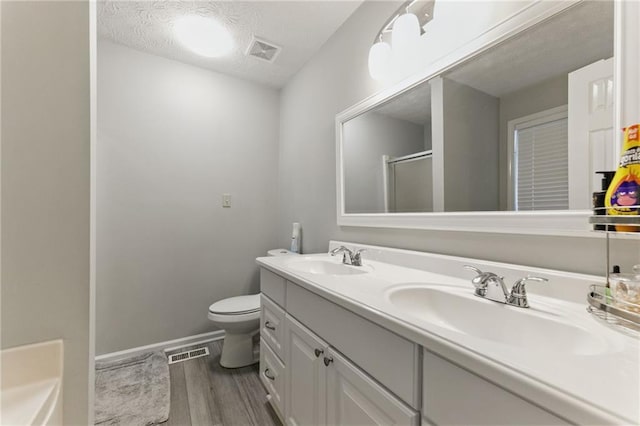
[261, 294, 285, 360]
[260, 268, 286, 306]
[423, 350, 568, 425]
[259, 337, 285, 417]
[286, 282, 421, 409]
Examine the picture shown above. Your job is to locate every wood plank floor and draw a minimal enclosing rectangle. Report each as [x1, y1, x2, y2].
[160, 340, 281, 426]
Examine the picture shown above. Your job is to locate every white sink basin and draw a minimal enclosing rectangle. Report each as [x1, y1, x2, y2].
[288, 259, 369, 276]
[387, 284, 609, 355]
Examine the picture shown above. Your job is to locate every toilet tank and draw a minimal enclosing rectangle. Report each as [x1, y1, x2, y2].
[267, 249, 298, 257]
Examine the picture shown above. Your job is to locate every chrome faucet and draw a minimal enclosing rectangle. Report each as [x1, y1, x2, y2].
[507, 276, 548, 308]
[464, 265, 548, 308]
[329, 246, 366, 266]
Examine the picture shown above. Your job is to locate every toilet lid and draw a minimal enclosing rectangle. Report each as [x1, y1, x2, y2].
[209, 294, 260, 315]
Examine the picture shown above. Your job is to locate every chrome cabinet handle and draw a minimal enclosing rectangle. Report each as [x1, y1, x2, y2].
[314, 348, 324, 358]
[323, 356, 334, 367]
[264, 321, 276, 330]
[264, 368, 275, 381]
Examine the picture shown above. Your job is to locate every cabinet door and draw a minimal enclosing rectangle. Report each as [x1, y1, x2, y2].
[326, 348, 419, 426]
[284, 315, 328, 426]
[423, 350, 568, 425]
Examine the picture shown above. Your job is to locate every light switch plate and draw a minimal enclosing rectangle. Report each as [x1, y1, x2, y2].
[222, 193, 231, 208]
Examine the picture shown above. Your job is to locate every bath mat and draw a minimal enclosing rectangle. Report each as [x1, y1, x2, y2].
[95, 351, 170, 425]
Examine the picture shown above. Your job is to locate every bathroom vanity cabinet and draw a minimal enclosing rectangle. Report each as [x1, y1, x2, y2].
[259, 268, 419, 425]
[284, 314, 418, 426]
[258, 266, 576, 426]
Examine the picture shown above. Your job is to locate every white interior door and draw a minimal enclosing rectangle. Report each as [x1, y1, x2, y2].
[568, 57, 615, 209]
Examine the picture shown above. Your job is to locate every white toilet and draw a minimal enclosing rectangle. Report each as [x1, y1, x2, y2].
[208, 248, 297, 368]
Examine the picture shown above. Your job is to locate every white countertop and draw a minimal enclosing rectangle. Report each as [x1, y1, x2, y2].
[257, 242, 640, 425]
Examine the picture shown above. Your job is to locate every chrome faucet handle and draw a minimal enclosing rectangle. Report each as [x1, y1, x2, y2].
[508, 276, 548, 308]
[330, 246, 354, 265]
[464, 265, 508, 301]
[329, 245, 348, 255]
[330, 245, 353, 257]
[463, 265, 490, 295]
[463, 265, 484, 275]
[352, 249, 366, 266]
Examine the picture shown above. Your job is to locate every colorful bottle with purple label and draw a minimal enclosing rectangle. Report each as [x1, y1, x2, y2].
[605, 124, 640, 232]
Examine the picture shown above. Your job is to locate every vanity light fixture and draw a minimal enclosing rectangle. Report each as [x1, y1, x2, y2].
[368, 0, 435, 80]
[173, 15, 234, 58]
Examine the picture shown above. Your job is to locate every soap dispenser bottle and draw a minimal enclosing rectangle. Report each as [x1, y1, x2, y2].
[290, 222, 301, 254]
[605, 124, 640, 232]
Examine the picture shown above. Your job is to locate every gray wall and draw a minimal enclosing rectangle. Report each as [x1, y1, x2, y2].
[424, 122, 432, 151]
[343, 112, 424, 213]
[97, 41, 280, 354]
[432, 77, 500, 212]
[1, 2, 90, 424]
[278, 1, 638, 274]
[499, 75, 569, 209]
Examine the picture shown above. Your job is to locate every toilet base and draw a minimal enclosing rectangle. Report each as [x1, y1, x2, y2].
[219, 331, 258, 368]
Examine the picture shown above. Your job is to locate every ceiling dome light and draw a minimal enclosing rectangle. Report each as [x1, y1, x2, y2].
[368, 41, 391, 80]
[392, 13, 420, 54]
[174, 15, 234, 58]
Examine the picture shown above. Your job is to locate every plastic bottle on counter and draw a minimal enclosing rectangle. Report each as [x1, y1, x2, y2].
[605, 124, 640, 232]
[290, 222, 301, 254]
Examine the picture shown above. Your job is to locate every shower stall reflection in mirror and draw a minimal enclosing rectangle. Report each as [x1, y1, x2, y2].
[383, 151, 433, 213]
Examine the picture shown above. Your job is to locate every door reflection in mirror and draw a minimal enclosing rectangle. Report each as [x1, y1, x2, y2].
[343, 104, 431, 214]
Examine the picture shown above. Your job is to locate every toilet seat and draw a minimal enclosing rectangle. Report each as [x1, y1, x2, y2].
[208, 294, 260, 315]
[207, 310, 260, 324]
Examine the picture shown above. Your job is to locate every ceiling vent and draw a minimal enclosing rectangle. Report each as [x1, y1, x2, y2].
[246, 37, 281, 63]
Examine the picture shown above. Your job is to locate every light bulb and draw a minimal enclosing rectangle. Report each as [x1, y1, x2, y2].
[392, 13, 420, 54]
[174, 16, 234, 58]
[368, 41, 391, 80]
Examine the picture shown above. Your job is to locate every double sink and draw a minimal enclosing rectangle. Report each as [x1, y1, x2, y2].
[285, 256, 616, 357]
[260, 246, 638, 425]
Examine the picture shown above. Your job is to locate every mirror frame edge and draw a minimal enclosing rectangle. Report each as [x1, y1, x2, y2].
[336, 0, 634, 238]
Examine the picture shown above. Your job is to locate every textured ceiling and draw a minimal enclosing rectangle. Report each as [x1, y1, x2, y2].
[376, 83, 432, 125]
[445, 0, 613, 97]
[97, 1, 364, 88]
[372, 0, 613, 125]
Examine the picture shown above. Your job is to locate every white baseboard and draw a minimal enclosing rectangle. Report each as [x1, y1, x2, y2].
[95, 330, 225, 362]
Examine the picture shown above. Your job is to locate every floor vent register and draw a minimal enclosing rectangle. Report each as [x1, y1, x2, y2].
[168, 347, 210, 364]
